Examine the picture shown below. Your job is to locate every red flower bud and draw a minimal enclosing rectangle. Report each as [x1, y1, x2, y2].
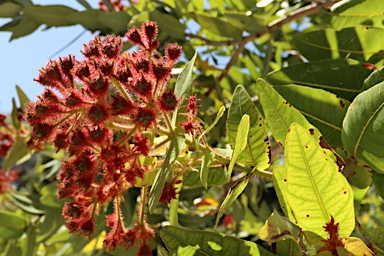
[165, 43, 182, 61]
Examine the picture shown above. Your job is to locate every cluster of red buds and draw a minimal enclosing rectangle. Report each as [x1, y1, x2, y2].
[24, 22, 202, 253]
[0, 114, 16, 157]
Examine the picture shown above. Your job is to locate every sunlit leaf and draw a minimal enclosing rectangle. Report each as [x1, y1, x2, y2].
[161, 226, 261, 256]
[319, 0, 384, 30]
[200, 150, 215, 189]
[258, 209, 294, 243]
[363, 66, 384, 91]
[183, 166, 228, 187]
[174, 51, 197, 99]
[342, 81, 384, 173]
[283, 124, 354, 245]
[272, 84, 350, 148]
[293, 26, 384, 63]
[227, 85, 270, 170]
[343, 237, 374, 256]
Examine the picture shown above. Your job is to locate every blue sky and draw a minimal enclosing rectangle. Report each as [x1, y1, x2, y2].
[0, 0, 98, 114]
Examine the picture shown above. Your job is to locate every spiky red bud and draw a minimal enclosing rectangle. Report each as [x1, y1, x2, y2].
[32, 123, 54, 139]
[88, 104, 110, 124]
[111, 95, 135, 115]
[158, 90, 178, 112]
[165, 43, 182, 61]
[153, 61, 171, 83]
[135, 108, 156, 127]
[126, 28, 145, 48]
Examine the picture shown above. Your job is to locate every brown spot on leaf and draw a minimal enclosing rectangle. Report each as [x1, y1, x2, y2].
[306, 214, 310, 217]
[284, 178, 287, 182]
[305, 145, 308, 148]
[343, 191, 347, 194]
[339, 100, 345, 108]
[309, 128, 314, 135]
[264, 137, 268, 142]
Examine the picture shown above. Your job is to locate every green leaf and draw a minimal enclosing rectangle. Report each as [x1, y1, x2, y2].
[169, 176, 183, 226]
[256, 79, 321, 146]
[158, 245, 171, 256]
[258, 209, 294, 243]
[16, 85, 30, 110]
[266, 58, 372, 101]
[319, 0, 384, 30]
[342, 81, 384, 173]
[227, 85, 270, 170]
[191, 11, 243, 39]
[23, 225, 37, 256]
[371, 227, 384, 252]
[161, 226, 261, 256]
[40, 182, 62, 208]
[363, 66, 384, 91]
[272, 84, 350, 148]
[222, 11, 266, 34]
[36, 208, 64, 243]
[8, 15, 40, 40]
[198, 106, 225, 144]
[2, 137, 29, 170]
[372, 171, 384, 200]
[346, 163, 372, 203]
[11, 98, 20, 130]
[0, 210, 28, 240]
[148, 135, 185, 213]
[293, 26, 384, 63]
[227, 114, 249, 178]
[67, 10, 107, 31]
[98, 11, 130, 34]
[174, 50, 197, 99]
[276, 239, 302, 256]
[0, 3, 22, 18]
[213, 176, 249, 231]
[23, 5, 77, 26]
[183, 166, 228, 187]
[150, 10, 185, 39]
[200, 150, 215, 190]
[272, 166, 295, 222]
[284, 124, 354, 244]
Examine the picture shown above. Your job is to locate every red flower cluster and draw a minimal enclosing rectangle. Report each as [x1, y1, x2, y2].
[0, 169, 18, 194]
[25, 22, 186, 253]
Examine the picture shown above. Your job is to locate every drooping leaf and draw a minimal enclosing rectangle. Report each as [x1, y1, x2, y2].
[161, 226, 261, 256]
[319, 0, 384, 30]
[342, 237, 375, 256]
[293, 26, 384, 63]
[283, 124, 354, 245]
[342, 81, 384, 173]
[227, 85, 270, 170]
[272, 84, 350, 148]
[148, 135, 185, 213]
[213, 175, 250, 231]
[267, 58, 372, 101]
[227, 114, 250, 178]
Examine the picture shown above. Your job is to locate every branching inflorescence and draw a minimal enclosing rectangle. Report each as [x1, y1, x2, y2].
[24, 21, 201, 252]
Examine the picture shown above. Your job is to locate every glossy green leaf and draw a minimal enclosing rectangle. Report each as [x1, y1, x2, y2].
[227, 85, 270, 170]
[273, 84, 350, 148]
[2, 137, 29, 170]
[200, 150, 215, 190]
[293, 26, 384, 63]
[258, 209, 294, 243]
[150, 10, 185, 39]
[183, 166, 228, 187]
[161, 226, 261, 256]
[319, 0, 384, 30]
[191, 11, 242, 39]
[0, 210, 28, 239]
[23, 5, 77, 26]
[267, 58, 372, 101]
[284, 124, 354, 244]
[0, 2, 22, 18]
[148, 135, 185, 213]
[342, 81, 384, 173]
[228, 114, 249, 178]
[256, 79, 321, 146]
[363, 66, 384, 91]
[213, 176, 249, 231]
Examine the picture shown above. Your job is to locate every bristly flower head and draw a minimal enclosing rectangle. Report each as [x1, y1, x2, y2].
[24, 21, 203, 253]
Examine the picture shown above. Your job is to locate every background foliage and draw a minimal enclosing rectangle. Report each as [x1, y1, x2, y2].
[0, 0, 383, 255]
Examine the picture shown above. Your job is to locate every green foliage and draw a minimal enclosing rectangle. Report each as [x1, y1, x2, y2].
[1, 0, 384, 255]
